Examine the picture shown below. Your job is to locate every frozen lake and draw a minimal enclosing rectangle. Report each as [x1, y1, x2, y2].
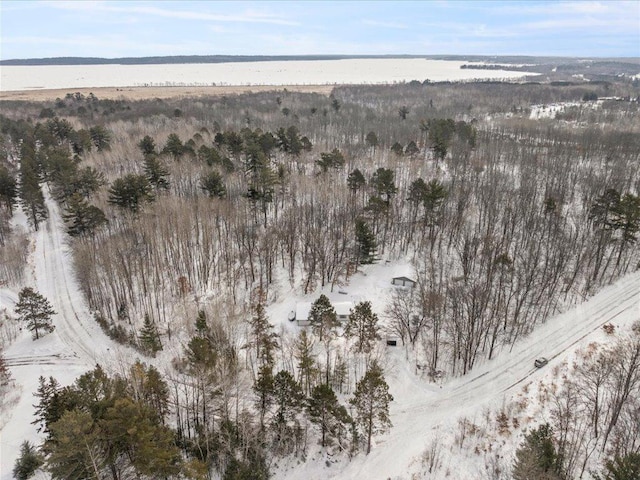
[0, 58, 534, 91]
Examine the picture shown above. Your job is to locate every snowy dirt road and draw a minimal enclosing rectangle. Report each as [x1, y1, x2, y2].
[33, 194, 113, 364]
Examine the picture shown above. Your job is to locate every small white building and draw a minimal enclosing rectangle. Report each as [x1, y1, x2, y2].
[295, 302, 312, 327]
[294, 301, 354, 326]
[334, 302, 353, 322]
[391, 276, 417, 288]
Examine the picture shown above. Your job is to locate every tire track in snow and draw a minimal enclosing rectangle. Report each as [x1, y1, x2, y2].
[4, 353, 82, 367]
[36, 191, 113, 366]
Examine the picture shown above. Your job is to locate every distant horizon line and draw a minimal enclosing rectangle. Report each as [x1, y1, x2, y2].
[3, 54, 639, 66]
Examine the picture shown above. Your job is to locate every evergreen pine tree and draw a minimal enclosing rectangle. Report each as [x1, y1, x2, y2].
[243, 142, 275, 226]
[408, 178, 429, 204]
[32, 376, 61, 436]
[309, 294, 339, 343]
[344, 301, 381, 354]
[423, 180, 448, 226]
[307, 383, 352, 449]
[63, 193, 107, 237]
[0, 354, 10, 386]
[0, 165, 18, 214]
[355, 218, 376, 265]
[365, 131, 378, 151]
[89, 125, 111, 151]
[138, 314, 162, 356]
[99, 397, 182, 478]
[294, 330, 317, 395]
[391, 142, 404, 156]
[404, 140, 420, 156]
[185, 335, 216, 370]
[12, 441, 44, 480]
[254, 364, 275, 430]
[349, 360, 393, 454]
[595, 453, 640, 480]
[138, 135, 156, 156]
[200, 170, 227, 198]
[15, 287, 56, 340]
[45, 409, 103, 480]
[107, 174, 154, 213]
[248, 303, 278, 368]
[512, 423, 563, 480]
[19, 158, 48, 230]
[309, 295, 340, 385]
[141, 364, 170, 423]
[332, 354, 349, 393]
[370, 167, 397, 205]
[143, 154, 170, 191]
[72, 166, 106, 199]
[195, 310, 209, 336]
[316, 148, 345, 172]
[272, 370, 304, 426]
[223, 449, 269, 480]
[163, 133, 185, 161]
[347, 168, 366, 194]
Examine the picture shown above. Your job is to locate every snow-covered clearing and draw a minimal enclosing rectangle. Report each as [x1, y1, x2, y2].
[529, 101, 599, 119]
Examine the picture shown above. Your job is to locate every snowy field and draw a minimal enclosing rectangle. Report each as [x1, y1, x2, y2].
[0, 58, 535, 91]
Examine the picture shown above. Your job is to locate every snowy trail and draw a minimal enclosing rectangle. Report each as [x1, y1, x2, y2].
[1, 191, 121, 479]
[34, 193, 113, 365]
[282, 270, 640, 480]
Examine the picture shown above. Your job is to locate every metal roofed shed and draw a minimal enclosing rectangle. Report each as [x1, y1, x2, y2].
[391, 276, 417, 288]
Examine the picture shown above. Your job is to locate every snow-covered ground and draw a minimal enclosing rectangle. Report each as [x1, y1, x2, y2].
[1, 187, 639, 479]
[529, 100, 603, 120]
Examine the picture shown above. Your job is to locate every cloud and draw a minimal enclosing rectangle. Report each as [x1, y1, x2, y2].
[1, 34, 218, 58]
[521, 16, 639, 31]
[362, 19, 408, 29]
[47, 1, 299, 26]
[491, 0, 630, 16]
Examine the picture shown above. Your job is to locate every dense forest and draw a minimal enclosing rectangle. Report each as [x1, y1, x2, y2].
[1, 78, 639, 479]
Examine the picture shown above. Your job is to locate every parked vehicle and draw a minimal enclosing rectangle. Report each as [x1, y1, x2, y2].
[534, 357, 549, 368]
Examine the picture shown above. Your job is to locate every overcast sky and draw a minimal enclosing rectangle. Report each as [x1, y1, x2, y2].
[1, 1, 639, 60]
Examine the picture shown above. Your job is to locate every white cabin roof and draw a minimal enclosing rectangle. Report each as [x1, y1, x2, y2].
[295, 301, 354, 321]
[334, 302, 353, 316]
[295, 302, 312, 321]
